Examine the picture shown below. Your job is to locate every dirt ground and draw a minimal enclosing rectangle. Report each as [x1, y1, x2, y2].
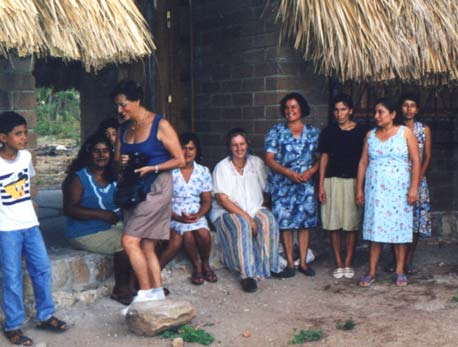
[7, 242, 458, 347]
[35, 137, 77, 188]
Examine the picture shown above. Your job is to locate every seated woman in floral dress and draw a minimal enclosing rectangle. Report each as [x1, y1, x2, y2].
[158, 133, 217, 285]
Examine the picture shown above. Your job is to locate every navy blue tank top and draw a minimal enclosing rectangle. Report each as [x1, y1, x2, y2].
[120, 114, 171, 166]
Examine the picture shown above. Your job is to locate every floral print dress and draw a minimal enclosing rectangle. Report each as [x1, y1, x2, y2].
[265, 123, 320, 229]
[362, 126, 413, 243]
[413, 121, 431, 237]
[170, 161, 212, 235]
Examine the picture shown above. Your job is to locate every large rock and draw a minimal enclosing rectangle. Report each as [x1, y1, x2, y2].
[126, 299, 196, 336]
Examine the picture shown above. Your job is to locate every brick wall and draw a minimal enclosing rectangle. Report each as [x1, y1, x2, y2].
[192, 0, 329, 167]
[0, 56, 37, 196]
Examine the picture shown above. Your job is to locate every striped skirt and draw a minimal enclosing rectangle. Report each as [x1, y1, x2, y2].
[214, 208, 281, 279]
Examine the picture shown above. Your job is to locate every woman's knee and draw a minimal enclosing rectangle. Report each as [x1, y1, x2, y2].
[122, 234, 141, 252]
[168, 231, 183, 251]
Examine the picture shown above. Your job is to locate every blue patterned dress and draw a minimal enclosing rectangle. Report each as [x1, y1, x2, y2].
[363, 126, 413, 243]
[413, 122, 431, 237]
[265, 123, 320, 229]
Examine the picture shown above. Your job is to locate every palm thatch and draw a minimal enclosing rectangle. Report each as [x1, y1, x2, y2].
[0, 0, 155, 71]
[276, 0, 458, 85]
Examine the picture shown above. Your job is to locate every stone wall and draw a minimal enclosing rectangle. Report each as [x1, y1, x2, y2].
[192, 0, 329, 167]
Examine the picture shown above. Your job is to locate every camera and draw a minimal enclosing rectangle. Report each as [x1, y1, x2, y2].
[123, 152, 148, 182]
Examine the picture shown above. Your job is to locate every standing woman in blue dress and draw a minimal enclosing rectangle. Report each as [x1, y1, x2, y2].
[356, 97, 420, 287]
[400, 94, 432, 273]
[265, 93, 320, 278]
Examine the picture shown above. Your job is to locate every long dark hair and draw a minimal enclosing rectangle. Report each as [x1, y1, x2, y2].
[66, 133, 117, 182]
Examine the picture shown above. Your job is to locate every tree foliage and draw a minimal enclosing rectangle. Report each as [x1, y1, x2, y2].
[36, 87, 80, 142]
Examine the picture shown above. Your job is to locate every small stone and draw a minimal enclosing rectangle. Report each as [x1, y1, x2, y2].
[172, 337, 184, 347]
[126, 299, 196, 336]
[242, 329, 251, 337]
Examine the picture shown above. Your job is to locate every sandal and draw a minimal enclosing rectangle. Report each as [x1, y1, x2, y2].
[36, 316, 68, 332]
[191, 272, 204, 285]
[203, 269, 218, 283]
[405, 263, 417, 275]
[298, 266, 316, 277]
[4, 329, 33, 346]
[358, 274, 375, 287]
[395, 273, 408, 287]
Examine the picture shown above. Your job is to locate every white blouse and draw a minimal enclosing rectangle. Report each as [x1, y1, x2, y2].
[210, 155, 268, 222]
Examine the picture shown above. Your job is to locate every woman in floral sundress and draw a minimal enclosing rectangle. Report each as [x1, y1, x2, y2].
[356, 97, 420, 287]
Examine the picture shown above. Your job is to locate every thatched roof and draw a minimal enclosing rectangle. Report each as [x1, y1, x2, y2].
[276, 0, 458, 85]
[0, 0, 155, 71]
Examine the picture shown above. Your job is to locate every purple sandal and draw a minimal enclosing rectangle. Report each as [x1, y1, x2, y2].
[358, 274, 375, 287]
[395, 273, 408, 287]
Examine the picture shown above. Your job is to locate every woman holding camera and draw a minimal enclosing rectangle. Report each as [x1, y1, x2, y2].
[112, 80, 185, 305]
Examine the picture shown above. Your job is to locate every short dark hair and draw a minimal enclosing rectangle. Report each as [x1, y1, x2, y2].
[226, 127, 249, 150]
[399, 93, 420, 108]
[179, 132, 202, 163]
[279, 93, 310, 118]
[110, 79, 143, 102]
[333, 93, 354, 109]
[0, 111, 27, 134]
[375, 97, 402, 125]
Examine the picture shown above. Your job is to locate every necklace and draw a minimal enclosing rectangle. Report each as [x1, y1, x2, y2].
[130, 111, 150, 130]
[232, 160, 246, 174]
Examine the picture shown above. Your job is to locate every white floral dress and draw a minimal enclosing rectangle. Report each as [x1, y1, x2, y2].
[170, 162, 212, 235]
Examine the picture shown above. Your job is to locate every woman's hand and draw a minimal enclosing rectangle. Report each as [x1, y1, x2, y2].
[300, 169, 313, 182]
[134, 166, 152, 177]
[120, 154, 130, 167]
[100, 210, 120, 225]
[182, 213, 200, 223]
[287, 170, 303, 184]
[407, 187, 418, 205]
[356, 189, 364, 207]
[318, 185, 326, 204]
[247, 216, 258, 236]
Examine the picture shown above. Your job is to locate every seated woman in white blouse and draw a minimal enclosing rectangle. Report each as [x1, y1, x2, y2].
[211, 128, 281, 293]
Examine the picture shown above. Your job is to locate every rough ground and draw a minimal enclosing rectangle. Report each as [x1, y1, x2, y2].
[6, 242, 458, 347]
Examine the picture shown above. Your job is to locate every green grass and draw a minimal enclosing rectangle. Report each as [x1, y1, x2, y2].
[452, 294, 458, 302]
[160, 324, 215, 345]
[289, 328, 323, 344]
[336, 319, 356, 331]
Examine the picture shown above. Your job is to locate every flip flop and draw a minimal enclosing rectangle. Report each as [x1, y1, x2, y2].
[203, 269, 218, 283]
